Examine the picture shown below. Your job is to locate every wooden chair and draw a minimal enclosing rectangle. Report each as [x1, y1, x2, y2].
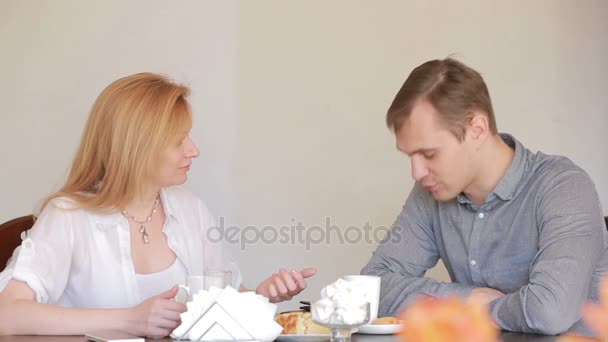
[0, 215, 35, 272]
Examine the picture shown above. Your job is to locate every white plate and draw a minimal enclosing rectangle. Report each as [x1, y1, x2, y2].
[275, 334, 331, 342]
[356, 323, 402, 335]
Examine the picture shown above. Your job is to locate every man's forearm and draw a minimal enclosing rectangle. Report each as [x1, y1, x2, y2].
[489, 284, 583, 335]
[362, 261, 473, 316]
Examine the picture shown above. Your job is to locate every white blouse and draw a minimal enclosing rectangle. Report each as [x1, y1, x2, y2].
[136, 258, 188, 301]
[0, 186, 242, 308]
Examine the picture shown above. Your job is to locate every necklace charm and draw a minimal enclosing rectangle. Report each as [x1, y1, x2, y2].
[122, 194, 160, 245]
[140, 224, 150, 244]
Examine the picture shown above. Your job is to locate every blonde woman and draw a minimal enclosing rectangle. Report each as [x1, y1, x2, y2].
[0, 73, 316, 337]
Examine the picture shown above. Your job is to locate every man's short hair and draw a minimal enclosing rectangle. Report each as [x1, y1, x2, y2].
[386, 58, 497, 141]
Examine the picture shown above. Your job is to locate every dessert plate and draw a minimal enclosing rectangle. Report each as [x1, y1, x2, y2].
[275, 334, 331, 342]
[356, 323, 402, 335]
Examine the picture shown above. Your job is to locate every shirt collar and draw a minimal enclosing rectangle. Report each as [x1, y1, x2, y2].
[492, 133, 527, 201]
[159, 187, 179, 223]
[93, 210, 123, 231]
[457, 133, 528, 205]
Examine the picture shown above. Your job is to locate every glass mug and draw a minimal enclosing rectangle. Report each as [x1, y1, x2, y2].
[177, 270, 232, 303]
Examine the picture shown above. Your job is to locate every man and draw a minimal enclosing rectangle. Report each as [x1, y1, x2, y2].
[361, 58, 608, 335]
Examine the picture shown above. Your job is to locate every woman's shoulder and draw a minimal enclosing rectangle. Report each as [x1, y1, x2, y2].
[32, 196, 95, 236]
[43, 195, 82, 212]
[38, 194, 110, 225]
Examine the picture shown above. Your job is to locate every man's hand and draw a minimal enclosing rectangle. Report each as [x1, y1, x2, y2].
[468, 287, 505, 305]
[256, 267, 317, 303]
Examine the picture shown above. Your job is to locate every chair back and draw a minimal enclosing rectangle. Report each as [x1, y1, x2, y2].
[0, 215, 35, 272]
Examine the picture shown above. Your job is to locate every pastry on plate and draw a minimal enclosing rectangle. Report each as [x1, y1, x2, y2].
[372, 316, 400, 325]
[275, 311, 330, 334]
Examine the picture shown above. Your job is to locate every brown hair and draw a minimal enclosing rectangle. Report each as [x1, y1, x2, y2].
[42, 73, 192, 213]
[386, 58, 496, 141]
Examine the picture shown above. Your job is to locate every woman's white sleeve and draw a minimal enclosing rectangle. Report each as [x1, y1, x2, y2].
[0, 201, 75, 303]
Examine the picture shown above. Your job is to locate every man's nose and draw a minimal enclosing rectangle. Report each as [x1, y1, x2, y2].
[411, 156, 429, 181]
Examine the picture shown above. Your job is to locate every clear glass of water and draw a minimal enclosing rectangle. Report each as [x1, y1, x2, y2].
[203, 270, 232, 290]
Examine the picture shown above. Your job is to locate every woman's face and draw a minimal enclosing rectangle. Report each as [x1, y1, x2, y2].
[152, 133, 200, 188]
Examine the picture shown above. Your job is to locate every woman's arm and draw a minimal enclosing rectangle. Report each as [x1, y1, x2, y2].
[252, 267, 317, 303]
[0, 279, 186, 337]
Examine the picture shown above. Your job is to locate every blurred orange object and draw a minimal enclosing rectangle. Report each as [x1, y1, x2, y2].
[559, 278, 608, 342]
[557, 336, 601, 342]
[582, 277, 608, 337]
[557, 277, 608, 342]
[398, 297, 499, 342]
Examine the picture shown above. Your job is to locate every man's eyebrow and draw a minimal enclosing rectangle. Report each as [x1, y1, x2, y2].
[396, 146, 437, 156]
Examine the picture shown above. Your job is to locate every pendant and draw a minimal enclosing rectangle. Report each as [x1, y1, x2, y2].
[140, 224, 150, 244]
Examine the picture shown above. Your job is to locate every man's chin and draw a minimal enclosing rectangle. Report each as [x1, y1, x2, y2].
[431, 191, 456, 202]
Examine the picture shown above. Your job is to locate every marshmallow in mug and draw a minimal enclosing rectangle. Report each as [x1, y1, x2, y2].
[341, 275, 381, 322]
[313, 276, 379, 326]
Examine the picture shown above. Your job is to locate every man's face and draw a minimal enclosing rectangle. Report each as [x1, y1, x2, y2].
[396, 100, 477, 201]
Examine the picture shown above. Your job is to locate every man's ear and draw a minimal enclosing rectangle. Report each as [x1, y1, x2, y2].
[466, 111, 489, 143]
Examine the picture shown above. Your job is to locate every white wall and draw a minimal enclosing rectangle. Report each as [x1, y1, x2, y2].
[0, 0, 239, 220]
[1, 0, 607, 312]
[233, 0, 608, 311]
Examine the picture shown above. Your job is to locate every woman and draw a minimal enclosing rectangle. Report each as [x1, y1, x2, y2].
[0, 73, 316, 337]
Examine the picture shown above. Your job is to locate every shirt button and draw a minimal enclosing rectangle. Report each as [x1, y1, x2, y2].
[470, 260, 477, 266]
[478, 212, 485, 219]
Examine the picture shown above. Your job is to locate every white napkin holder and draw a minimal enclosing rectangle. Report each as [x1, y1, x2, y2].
[172, 286, 282, 341]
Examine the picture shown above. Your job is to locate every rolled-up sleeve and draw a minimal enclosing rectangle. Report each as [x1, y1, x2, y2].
[489, 171, 605, 335]
[0, 200, 75, 304]
[361, 183, 473, 316]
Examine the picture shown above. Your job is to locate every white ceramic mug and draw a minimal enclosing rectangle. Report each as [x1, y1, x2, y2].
[177, 270, 232, 302]
[342, 275, 381, 324]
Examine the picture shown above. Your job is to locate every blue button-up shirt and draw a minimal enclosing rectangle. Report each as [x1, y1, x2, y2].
[361, 134, 608, 336]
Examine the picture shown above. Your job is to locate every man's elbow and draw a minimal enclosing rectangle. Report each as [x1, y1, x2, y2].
[360, 261, 384, 277]
[527, 305, 577, 335]
[360, 266, 378, 276]
[360, 254, 396, 277]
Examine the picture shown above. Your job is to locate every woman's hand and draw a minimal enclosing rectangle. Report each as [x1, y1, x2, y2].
[256, 267, 317, 303]
[126, 286, 187, 338]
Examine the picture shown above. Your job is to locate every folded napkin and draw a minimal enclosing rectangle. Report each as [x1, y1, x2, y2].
[171, 286, 283, 341]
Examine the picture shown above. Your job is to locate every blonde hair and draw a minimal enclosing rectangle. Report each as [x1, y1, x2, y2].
[43, 73, 192, 213]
